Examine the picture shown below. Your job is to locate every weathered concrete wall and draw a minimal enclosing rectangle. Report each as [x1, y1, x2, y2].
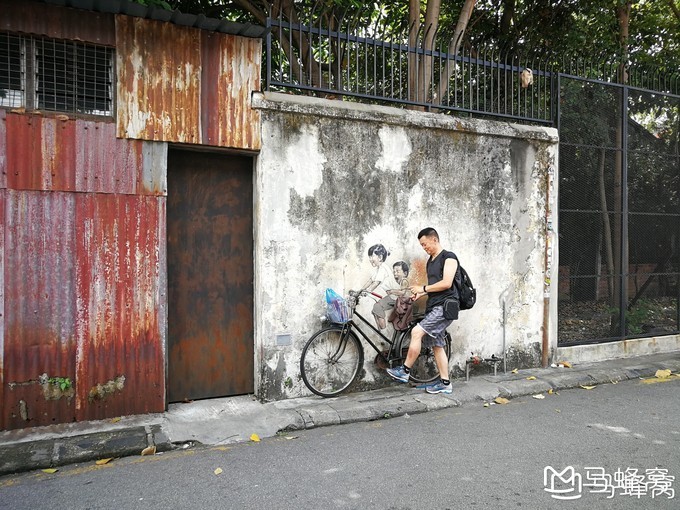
[252, 92, 559, 400]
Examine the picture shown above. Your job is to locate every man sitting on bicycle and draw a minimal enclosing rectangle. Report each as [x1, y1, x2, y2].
[386, 227, 459, 394]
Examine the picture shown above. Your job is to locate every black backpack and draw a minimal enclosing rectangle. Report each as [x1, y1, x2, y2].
[438, 254, 477, 311]
[454, 265, 476, 311]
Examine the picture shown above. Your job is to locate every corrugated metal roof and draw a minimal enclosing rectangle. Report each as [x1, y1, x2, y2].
[34, 0, 267, 38]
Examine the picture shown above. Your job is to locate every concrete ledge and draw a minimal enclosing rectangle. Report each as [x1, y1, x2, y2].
[252, 91, 558, 143]
[557, 336, 680, 364]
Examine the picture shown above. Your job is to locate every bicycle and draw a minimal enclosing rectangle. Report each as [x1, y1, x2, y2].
[300, 289, 452, 397]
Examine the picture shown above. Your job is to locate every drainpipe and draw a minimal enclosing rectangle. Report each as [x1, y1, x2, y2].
[542, 162, 555, 368]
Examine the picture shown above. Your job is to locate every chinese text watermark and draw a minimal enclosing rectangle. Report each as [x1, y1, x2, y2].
[544, 466, 675, 500]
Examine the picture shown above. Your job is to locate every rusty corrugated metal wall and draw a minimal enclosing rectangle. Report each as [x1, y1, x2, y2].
[1, 112, 168, 429]
[117, 15, 261, 150]
[1, 1, 261, 430]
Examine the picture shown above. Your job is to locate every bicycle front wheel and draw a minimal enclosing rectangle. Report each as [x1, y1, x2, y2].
[300, 326, 364, 397]
[397, 326, 452, 383]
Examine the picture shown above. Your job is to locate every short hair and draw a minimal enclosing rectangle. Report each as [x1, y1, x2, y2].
[368, 243, 389, 262]
[417, 227, 439, 240]
[392, 260, 409, 275]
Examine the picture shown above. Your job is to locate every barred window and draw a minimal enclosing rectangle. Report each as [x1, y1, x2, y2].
[0, 33, 24, 108]
[1, 32, 114, 117]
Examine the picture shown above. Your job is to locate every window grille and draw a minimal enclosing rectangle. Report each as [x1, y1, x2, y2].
[0, 33, 24, 108]
[1, 32, 114, 117]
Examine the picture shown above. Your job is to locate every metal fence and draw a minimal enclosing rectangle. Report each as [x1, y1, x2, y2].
[557, 75, 680, 345]
[265, 10, 554, 124]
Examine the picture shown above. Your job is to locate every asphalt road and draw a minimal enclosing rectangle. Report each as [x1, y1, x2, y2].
[1, 377, 678, 510]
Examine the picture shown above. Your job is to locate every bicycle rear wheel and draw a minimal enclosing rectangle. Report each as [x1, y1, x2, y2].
[397, 326, 452, 383]
[300, 326, 364, 397]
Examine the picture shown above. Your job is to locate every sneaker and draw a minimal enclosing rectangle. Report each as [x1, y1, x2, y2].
[426, 381, 453, 394]
[386, 365, 410, 383]
[415, 380, 440, 390]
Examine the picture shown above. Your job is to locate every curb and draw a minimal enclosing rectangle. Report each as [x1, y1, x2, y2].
[1, 352, 679, 477]
[0, 425, 172, 476]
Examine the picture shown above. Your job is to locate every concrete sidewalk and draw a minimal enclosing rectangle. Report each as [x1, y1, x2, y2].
[2, 351, 679, 476]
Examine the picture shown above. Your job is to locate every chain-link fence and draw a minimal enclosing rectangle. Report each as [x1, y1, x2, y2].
[558, 76, 680, 345]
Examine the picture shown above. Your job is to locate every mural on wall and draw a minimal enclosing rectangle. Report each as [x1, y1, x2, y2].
[361, 244, 414, 330]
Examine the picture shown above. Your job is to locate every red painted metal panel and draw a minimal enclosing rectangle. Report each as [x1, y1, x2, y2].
[74, 119, 143, 195]
[74, 194, 166, 421]
[0, 109, 6, 189]
[0, 0, 115, 46]
[3, 190, 78, 430]
[1, 190, 166, 430]
[116, 16, 202, 144]
[0, 190, 4, 424]
[201, 32, 261, 150]
[4, 113, 165, 196]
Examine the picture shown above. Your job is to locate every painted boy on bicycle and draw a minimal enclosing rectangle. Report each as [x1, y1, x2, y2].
[386, 227, 459, 394]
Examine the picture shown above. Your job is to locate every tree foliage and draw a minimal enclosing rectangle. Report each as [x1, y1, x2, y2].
[141, 1, 679, 69]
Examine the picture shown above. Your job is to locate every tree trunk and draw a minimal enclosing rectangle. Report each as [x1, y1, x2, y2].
[421, 0, 441, 103]
[435, 0, 477, 105]
[408, 0, 421, 103]
[598, 148, 615, 303]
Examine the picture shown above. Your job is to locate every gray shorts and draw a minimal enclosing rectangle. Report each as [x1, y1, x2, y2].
[419, 306, 452, 348]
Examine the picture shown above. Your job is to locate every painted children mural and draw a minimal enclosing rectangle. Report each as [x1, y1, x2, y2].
[362, 244, 397, 299]
[373, 261, 412, 329]
[361, 243, 412, 330]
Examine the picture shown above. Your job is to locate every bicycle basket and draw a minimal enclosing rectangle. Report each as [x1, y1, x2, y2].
[325, 291, 353, 324]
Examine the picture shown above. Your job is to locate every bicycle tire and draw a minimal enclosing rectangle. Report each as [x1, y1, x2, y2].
[396, 326, 452, 383]
[300, 325, 364, 397]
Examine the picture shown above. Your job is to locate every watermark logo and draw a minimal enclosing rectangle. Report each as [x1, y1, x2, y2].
[544, 466, 675, 500]
[544, 466, 583, 500]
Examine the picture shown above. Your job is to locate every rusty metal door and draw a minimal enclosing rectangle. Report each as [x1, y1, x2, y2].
[167, 149, 253, 402]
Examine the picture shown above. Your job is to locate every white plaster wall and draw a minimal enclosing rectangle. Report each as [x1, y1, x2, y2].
[253, 92, 559, 400]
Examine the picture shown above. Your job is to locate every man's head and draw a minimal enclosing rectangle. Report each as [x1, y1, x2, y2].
[392, 261, 409, 282]
[417, 227, 440, 257]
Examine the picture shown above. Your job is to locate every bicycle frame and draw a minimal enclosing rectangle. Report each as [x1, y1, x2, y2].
[338, 309, 403, 365]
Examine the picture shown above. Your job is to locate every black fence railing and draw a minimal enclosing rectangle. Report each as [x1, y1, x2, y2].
[265, 12, 555, 124]
[264, 11, 680, 127]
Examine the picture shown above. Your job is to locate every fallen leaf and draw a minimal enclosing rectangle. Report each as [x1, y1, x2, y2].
[526, 376, 537, 380]
[141, 445, 156, 456]
[641, 374, 680, 384]
[511, 368, 518, 374]
[559, 361, 572, 368]
[494, 397, 510, 405]
[95, 458, 113, 465]
[532, 394, 545, 399]
[250, 433, 261, 442]
[547, 388, 554, 395]
[110, 417, 121, 423]
[214, 468, 223, 475]
[580, 385, 596, 390]
[655, 369, 672, 379]
[483, 403, 490, 407]
[555, 409, 561, 413]
[284, 436, 299, 440]
[41, 468, 58, 474]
